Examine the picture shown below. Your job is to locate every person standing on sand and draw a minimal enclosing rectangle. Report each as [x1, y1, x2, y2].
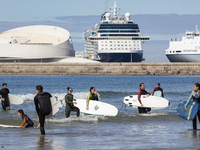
[184, 83, 200, 130]
[0, 83, 10, 110]
[138, 83, 151, 113]
[34, 85, 52, 135]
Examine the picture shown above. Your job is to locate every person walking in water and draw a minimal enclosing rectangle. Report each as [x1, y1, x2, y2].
[18, 109, 34, 128]
[34, 85, 52, 135]
[0, 83, 10, 110]
[138, 83, 151, 113]
[86, 87, 99, 110]
[152, 83, 164, 97]
[184, 83, 200, 130]
[65, 87, 80, 118]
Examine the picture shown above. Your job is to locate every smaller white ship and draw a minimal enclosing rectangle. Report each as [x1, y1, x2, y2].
[165, 25, 200, 62]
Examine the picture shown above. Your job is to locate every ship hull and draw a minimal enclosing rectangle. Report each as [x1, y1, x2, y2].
[166, 54, 200, 62]
[98, 52, 143, 62]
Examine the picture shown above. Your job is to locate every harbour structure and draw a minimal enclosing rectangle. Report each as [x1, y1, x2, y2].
[0, 25, 75, 62]
[166, 25, 200, 62]
[83, 2, 150, 62]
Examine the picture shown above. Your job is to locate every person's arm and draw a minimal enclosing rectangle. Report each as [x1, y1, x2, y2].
[95, 94, 99, 101]
[34, 97, 40, 116]
[161, 88, 164, 97]
[20, 116, 28, 127]
[152, 88, 157, 96]
[184, 91, 193, 110]
[86, 93, 92, 107]
[138, 90, 142, 104]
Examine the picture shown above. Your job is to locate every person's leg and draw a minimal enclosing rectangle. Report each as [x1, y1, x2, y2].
[138, 107, 142, 113]
[25, 123, 34, 128]
[39, 112, 45, 135]
[72, 106, 80, 117]
[65, 108, 71, 118]
[193, 115, 197, 130]
[1, 101, 6, 110]
[146, 108, 151, 113]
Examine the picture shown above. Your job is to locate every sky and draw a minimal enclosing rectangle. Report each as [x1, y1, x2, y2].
[0, 0, 200, 62]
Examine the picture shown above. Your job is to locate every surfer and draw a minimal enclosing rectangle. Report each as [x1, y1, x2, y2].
[18, 109, 34, 128]
[138, 83, 151, 113]
[0, 83, 10, 110]
[34, 85, 52, 135]
[152, 83, 164, 97]
[86, 87, 99, 110]
[65, 87, 80, 118]
[184, 83, 200, 130]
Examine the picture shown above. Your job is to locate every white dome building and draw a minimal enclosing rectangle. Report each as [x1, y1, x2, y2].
[0, 25, 75, 62]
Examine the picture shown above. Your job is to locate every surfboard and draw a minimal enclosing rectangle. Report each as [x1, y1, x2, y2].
[123, 95, 170, 109]
[73, 99, 118, 116]
[8, 93, 24, 105]
[177, 101, 199, 120]
[153, 91, 162, 97]
[49, 96, 65, 117]
[0, 124, 20, 128]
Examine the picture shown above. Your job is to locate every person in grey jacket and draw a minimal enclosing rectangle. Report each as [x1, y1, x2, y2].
[184, 83, 200, 130]
[65, 87, 80, 118]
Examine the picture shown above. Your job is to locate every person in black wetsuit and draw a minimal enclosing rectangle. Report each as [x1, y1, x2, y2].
[86, 87, 99, 110]
[138, 83, 151, 113]
[18, 109, 34, 128]
[65, 87, 80, 118]
[0, 83, 10, 110]
[152, 83, 164, 97]
[34, 85, 52, 135]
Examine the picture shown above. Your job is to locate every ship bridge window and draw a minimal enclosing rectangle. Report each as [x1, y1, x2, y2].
[99, 24, 139, 30]
[176, 51, 182, 53]
[100, 34, 139, 37]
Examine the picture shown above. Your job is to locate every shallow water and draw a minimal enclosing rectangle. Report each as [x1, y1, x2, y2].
[0, 75, 200, 149]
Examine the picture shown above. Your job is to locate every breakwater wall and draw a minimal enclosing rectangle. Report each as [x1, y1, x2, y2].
[0, 62, 200, 75]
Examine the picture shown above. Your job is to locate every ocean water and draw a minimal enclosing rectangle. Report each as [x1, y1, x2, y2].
[0, 75, 200, 150]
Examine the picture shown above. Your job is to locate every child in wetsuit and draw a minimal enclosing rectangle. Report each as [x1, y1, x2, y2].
[18, 109, 34, 128]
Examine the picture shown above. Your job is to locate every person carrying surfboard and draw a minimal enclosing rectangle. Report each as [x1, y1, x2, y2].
[138, 83, 151, 113]
[18, 109, 34, 128]
[86, 87, 99, 110]
[152, 83, 164, 97]
[0, 83, 10, 110]
[184, 83, 200, 130]
[65, 87, 80, 118]
[34, 85, 52, 135]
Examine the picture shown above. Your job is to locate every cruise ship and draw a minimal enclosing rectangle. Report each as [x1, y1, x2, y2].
[165, 25, 200, 62]
[83, 2, 150, 62]
[0, 25, 75, 62]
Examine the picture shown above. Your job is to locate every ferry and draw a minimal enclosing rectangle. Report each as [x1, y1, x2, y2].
[83, 2, 150, 62]
[165, 25, 200, 62]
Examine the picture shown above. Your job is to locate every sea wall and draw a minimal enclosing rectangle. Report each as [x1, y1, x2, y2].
[0, 62, 200, 75]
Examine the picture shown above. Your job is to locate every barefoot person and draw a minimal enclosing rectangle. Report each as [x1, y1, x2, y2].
[86, 87, 99, 110]
[34, 85, 52, 135]
[138, 83, 151, 113]
[18, 109, 34, 128]
[0, 83, 10, 110]
[65, 87, 80, 118]
[184, 83, 200, 130]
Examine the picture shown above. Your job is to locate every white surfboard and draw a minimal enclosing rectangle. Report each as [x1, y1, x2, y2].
[49, 96, 65, 117]
[123, 95, 170, 109]
[8, 93, 24, 105]
[73, 99, 118, 116]
[0, 124, 20, 128]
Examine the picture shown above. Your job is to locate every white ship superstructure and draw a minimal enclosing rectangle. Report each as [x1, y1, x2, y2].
[0, 25, 75, 62]
[83, 2, 150, 62]
[166, 25, 200, 62]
